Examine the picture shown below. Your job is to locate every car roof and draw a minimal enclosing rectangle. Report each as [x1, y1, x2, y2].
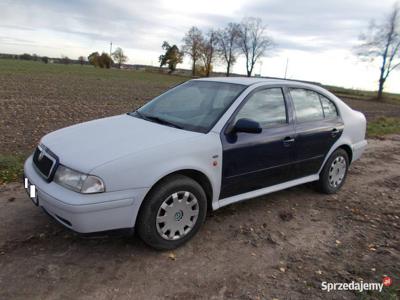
[194, 76, 320, 87]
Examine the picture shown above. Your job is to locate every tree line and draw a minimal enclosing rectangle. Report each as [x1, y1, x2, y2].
[159, 17, 274, 77]
[4, 48, 128, 69]
[159, 3, 400, 100]
[3, 3, 399, 99]
[86, 47, 128, 68]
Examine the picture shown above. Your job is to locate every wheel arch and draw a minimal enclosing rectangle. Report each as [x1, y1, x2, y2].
[337, 144, 353, 163]
[318, 140, 354, 176]
[135, 169, 213, 226]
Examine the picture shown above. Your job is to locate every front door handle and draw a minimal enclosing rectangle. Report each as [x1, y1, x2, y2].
[283, 136, 295, 147]
[331, 128, 339, 137]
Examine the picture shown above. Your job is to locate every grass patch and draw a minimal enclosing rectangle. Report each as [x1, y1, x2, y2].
[357, 286, 399, 300]
[325, 85, 400, 104]
[367, 117, 400, 137]
[0, 154, 26, 184]
[0, 59, 185, 85]
[356, 274, 399, 300]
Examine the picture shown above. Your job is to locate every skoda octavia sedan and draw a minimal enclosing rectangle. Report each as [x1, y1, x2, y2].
[24, 78, 367, 249]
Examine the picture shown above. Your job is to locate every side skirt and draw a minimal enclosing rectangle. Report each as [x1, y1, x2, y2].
[213, 174, 319, 210]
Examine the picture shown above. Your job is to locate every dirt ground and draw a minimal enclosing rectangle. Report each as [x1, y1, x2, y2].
[344, 98, 400, 121]
[0, 136, 399, 299]
[0, 63, 184, 155]
[0, 61, 399, 299]
[1, 61, 400, 156]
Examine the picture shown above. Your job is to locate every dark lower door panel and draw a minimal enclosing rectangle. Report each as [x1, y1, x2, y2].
[294, 118, 344, 177]
[220, 125, 296, 199]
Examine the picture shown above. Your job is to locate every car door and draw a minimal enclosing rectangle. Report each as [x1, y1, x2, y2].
[219, 87, 296, 199]
[288, 88, 344, 178]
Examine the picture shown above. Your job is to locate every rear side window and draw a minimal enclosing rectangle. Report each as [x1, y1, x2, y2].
[290, 89, 324, 122]
[235, 88, 287, 128]
[319, 95, 338, 118]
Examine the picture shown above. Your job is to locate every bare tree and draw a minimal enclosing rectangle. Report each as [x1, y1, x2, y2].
[200, 30, 218, 77]
[216, 23, 240, 76]
[238, 18, 274, 77]
[182, 27, 204, 76]
[356, 3, 400, 99]
[78, 56, 86, 66]
[112, 47, 128, 68]
[61, 55, 70, 65]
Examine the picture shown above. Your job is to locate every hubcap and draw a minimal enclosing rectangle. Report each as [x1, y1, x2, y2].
[328, 156, 347, 188]
[156, 191, 199, 240]
[174, 210, 183, 221]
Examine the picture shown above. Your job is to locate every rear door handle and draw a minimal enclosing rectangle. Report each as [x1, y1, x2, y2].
[283, 136, 295, 147]
[331, 128, 339, 137]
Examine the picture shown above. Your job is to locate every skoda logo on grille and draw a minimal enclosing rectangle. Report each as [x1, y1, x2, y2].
[38, 150, 45, 161]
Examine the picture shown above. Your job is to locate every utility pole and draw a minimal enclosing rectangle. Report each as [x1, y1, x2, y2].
[110, 42, 113, 57]
[284, 58, 289, 79]
[258, 60, 263, 76]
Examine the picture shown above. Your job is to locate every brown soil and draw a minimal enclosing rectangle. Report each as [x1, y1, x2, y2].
[0, 136, 399, 299]
[344, 98, 400, 121]
[0, 71, 178, 155]
[1, 67, 400, 156]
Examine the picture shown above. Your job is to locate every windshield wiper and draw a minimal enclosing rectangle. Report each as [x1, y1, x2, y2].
[128, 110, 183, 129]
[144, 115, 183, 129]
[128, 110, 148, 121]
[133, 110, 145, 119]
[127, 111, 140, 118]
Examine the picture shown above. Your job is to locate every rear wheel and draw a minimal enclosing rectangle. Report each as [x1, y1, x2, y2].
[317, 148, 349, 194]
[136, 174, 207, 250]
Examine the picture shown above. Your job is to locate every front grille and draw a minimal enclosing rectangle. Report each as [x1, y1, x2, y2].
[33, 145, 58, 181]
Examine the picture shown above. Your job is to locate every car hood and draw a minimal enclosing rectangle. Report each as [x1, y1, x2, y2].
[41, 114, 201, 173]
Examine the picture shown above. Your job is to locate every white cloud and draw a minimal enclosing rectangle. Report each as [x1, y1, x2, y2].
[0, 0, 399, 92]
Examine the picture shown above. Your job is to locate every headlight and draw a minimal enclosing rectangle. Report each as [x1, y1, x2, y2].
[81, 175, 105, 193]
[54, 165, 105, 194]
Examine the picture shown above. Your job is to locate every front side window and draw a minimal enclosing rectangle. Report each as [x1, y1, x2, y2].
[235, 88, 287, 128]
[136, 81, 246, 133]
[290, 89, 324, 122]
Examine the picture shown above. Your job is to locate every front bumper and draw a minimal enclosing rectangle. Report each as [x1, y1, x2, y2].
[24, 155, 149, 233]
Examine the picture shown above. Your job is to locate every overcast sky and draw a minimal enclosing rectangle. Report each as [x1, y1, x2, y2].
[1, 0, 399, 92]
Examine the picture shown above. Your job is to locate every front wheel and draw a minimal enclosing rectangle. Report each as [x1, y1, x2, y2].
[317, 148, 349, 194]
[136, 174, 207, 250]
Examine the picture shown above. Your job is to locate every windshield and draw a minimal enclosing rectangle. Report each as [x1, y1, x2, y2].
[135, 81, 246, 133]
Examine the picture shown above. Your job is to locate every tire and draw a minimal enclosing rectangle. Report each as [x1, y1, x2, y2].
[136, 174, 207, 250]
[317, 148, 349, 194]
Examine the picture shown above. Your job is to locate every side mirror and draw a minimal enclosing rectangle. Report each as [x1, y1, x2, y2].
[234, 118, 262, 134]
